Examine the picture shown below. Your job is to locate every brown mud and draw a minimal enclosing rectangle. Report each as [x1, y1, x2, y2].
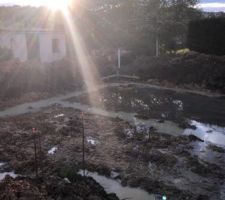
[0, 105, 224, 199]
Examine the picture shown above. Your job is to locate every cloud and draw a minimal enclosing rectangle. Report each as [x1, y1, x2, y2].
[197, 3, 225, 12]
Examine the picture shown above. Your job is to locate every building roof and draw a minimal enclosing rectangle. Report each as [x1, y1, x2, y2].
[0, 28, 65, 33]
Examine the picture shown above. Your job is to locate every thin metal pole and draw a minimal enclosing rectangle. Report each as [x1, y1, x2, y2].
[81, 112, 85, 176]
[38, 131, 42, 153]
[156, 37, 159, 57]
[117, 48, 121, 82]
[118, 48, 121, 71]
[33, 128, 38, 178]
[38, 130, 42, 175]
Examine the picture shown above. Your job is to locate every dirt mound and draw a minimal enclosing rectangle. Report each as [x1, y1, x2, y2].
[0, 175, 119, 200]
[0, 176, 45, 200]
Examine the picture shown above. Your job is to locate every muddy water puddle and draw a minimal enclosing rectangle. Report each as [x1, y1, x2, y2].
[0, 83, 225, 147]
[184, 120, 225, 147]
[66, 85, 225, 147]
[66, 85, 225, 125]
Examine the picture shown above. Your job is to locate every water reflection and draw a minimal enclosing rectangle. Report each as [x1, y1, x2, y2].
[78, 170, 155, 200]
[0, 83, 224, 147]
[68, 85, 225, 127]
[184, 120, 225, 147]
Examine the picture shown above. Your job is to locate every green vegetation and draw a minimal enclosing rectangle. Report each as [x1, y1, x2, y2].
[101, 52, 225, 93]
[69, 0, 201, 54]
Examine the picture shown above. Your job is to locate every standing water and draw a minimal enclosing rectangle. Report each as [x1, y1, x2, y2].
[0, 83, 225, 146]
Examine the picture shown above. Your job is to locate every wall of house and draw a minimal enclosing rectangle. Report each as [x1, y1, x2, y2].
[0, 33, 28, 62]
[0, 31, 67, 63]
[39, 32, 67, 63]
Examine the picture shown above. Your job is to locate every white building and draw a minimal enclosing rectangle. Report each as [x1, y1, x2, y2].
[0, 29, 67, 63]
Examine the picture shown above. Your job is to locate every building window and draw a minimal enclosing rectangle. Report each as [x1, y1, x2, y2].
[52, 39, 60, 53]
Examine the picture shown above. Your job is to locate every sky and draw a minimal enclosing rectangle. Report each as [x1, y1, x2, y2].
[0, 0, 225, 12]
[198, 0, 225, 12]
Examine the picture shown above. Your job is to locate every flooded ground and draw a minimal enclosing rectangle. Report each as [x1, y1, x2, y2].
[0, 82, 225, 199]
[65, 84, 225, 147]
[66, 85, 225, 126]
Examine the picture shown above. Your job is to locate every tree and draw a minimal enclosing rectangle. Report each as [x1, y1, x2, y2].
[69, 0, 202, 53]
[153, 0, 202, 51]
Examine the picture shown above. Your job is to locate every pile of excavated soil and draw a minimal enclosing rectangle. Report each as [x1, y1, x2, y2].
[0, 175, 119, 200]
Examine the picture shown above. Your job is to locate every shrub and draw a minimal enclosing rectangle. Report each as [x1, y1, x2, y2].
[131, 52, 225, 93]
[0, 59, 79, 99]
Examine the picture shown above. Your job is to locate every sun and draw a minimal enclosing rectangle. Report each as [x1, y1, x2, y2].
[44, 0, 71, 12]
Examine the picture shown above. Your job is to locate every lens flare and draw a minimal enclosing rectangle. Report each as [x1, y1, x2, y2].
[62, 10, 104, 109]
[44, 0, 71, 12]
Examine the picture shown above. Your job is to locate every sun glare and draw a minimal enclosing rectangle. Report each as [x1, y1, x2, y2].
[44, 0, 71, 12]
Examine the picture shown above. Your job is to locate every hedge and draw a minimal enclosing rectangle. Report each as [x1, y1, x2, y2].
[187, 18, 225, 56]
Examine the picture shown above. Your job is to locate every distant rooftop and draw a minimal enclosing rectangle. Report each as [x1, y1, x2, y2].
[0, 28, 65, 33]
